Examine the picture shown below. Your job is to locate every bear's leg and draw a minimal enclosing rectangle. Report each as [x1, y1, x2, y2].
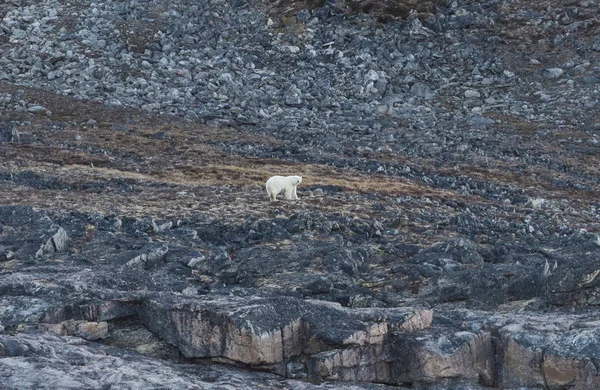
[292, 186, 299, 200]
[267, 188, 277, 201]
[284, 188, 293, 200]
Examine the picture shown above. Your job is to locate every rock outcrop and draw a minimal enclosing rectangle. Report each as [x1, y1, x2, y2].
[2, 205, 600, 387]
[2, 332, 397, 390]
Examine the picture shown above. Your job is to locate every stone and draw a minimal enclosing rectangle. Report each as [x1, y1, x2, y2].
[42, 320, 109, 341]
[496, 314, 600, 389]
[284, 85, 303, 106]
[296, 9, 311, 23]
[0, 122, 19, 142]
[27, 105, 48, 113]
[410, 83, 436, 100]
[409, 238, 483, 266]
[390, 329, 494, 386]
[186, 255, 206, 268]
[35, 226, 69, 258]
[592, 36, 600, 51]
[468, 115, 495, 126]
[464, 90, 480, 99]
[125, 245, 169, 268]
[539, 68, 565, 79]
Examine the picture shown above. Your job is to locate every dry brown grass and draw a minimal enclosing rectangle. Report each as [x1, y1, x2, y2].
[264, 0, 440, 21]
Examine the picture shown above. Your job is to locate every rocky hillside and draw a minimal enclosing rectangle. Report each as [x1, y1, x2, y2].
[1, 0, 600, 388]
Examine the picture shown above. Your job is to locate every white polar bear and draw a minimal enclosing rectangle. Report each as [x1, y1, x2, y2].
[266, 175, 302, 201]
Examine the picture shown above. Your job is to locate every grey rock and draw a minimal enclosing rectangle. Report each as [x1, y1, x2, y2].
[125, 245, 169, 268]
[468, 115, 495, 126]
[539, 68, 565, 79]
[0, 199, 599, 387]
[27, 105, 48, 113]
[284, 85, 303, 106]
[41, 320, 109, 341]
[35, 226, 69, 258]
[410, 83, 436, 100]
[409, 238, 483, 266]
[582, 76, 600, 85]
[495, 313, 600, 389]
[140, 295, 432, 380]
[0, 122, 19, 142]
[186, 255, 206, 268]
[464, 89, 480, 99]
[0, 333, 384, 390]
[389, 328, 494, 386]
[296, 9, 311, 23]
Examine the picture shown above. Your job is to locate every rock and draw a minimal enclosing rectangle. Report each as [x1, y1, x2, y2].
[410, 83, 436, 100]
[181, 286, 198, 296]
[464, 90, 480, 99]
[588, 34, 600, 51]
[0, 122, 19, 142]
[389, 328, 494, 386]
[126, 216, 159, 234]
[468, 115, 495, 126]
[157, 221, 173, 231]
[582, 76, 600, 85]
[139, 294, 431, 379]
[186, 255, 206, 268]
[409, 238, 483, 266]
[41, 320, 109, 341]
[284, 85, 303, 106]
[495, 313, 600, 389]
[542, 234, 600, 307]
[35, 226, 69, 258]
[539, 68, 565, 79]
[296, 9, 311, 23]
[0, 332, 378, 389]
[27, 105, 48, 113]
[125, 244, 169, 268]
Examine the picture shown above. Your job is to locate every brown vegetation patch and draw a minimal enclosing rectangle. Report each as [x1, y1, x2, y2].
[262, 0, 440, 20]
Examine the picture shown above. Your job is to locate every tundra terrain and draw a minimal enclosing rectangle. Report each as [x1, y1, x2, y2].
[1, 0, 600, 388]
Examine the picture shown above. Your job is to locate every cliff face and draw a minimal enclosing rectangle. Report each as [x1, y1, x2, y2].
[1, 0, 600, 388]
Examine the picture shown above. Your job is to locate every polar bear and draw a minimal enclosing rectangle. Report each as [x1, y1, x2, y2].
[266, 175, 302, 201]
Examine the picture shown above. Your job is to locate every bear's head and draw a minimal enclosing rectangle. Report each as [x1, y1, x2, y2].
[295, 176, 302, 185]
